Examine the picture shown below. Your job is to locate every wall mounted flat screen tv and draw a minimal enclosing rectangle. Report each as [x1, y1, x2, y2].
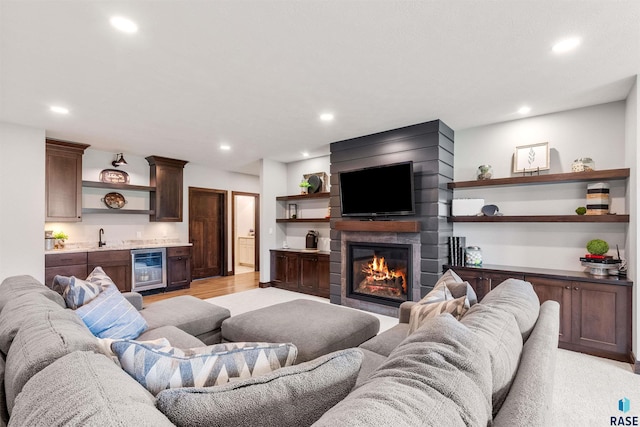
[339, 161, 415, 217]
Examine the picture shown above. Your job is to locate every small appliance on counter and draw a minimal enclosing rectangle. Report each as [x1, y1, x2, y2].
[45, 230, 54, 251]
[305, 230, 319, 250]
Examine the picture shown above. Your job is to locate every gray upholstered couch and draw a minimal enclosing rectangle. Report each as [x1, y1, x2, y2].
[0, 274, 558, 426]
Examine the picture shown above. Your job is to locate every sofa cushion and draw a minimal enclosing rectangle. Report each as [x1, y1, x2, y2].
[75, 284, 148, 339]
[355, 348, 388, 388]
[137, 325, 206, 348]
[358, 323, 410, 357]
[437, 269, 478, 305]
[0, 275, 65, 313]
[156, 348, 363, 427]
[9, 351, 174, 427]
[4, 310, 100, 414]
[112, 340, 297, 395]
[0, 355, 7, 427]
[141, 295, 231, 337]
[0, 292, 64, 355]
[461, 303, 523, 415]
[313, 315, 493, 427]
[407, 278, 470, 334]
[480, 278, 540, 340]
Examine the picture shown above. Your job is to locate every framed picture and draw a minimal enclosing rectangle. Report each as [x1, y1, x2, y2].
[288, 203, 298, 219]
[513, 142, 550, 173]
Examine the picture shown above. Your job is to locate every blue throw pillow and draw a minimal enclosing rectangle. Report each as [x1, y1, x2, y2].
[75, 284, 147, 339]
[63, 277, 102, 309]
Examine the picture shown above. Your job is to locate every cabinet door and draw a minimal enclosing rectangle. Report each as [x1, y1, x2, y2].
[147, 156, 188, 222]
[45, 140, 88, 222]
[299, 255, 319, 293]
[571, 281, 630, 358]
[451, 268, 489, 302]
[87, 250, 132, 292]
[317, 255, 330, 298]
[167, 256, 191, 290]
[527, 276, 572, 343]
[270, 252, 299, 290]
[485, 271, 524, 290]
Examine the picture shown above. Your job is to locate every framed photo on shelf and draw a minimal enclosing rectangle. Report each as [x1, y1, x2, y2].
[513, 142, 550, 173]
[288, 203, 298, 219]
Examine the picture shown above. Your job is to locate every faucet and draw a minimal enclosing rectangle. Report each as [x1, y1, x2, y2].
[98, 228, 106, 248]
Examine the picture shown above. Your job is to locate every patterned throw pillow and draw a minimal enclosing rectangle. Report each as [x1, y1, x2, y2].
[75, 284, 148, 340]
[85, 266, 118, 290]
[62, 277, 102, 309]
[111, 340, 298, 395]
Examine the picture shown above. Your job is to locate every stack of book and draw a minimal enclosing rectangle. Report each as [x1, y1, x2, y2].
[448, 236, 466, 266]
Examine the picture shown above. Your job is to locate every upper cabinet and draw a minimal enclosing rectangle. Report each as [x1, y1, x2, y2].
[146, 156, 188, 222]
[46, 139, 90, 222]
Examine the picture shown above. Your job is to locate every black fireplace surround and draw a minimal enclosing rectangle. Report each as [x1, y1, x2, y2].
[347, 242, 412, 307]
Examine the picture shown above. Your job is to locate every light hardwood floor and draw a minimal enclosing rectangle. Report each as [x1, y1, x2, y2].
[142, 272, 260, 305]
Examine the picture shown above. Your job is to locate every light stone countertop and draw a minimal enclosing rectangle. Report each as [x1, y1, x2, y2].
[45, 239, 192, 254]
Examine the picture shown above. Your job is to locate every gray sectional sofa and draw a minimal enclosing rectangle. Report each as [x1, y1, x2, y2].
[0, 274, 559, 426]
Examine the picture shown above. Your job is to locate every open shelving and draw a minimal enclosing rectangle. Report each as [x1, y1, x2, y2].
[82, 180, 156, 215]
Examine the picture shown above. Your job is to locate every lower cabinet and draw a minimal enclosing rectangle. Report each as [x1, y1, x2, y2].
[167, 246, 192, 290]
[45, 252, 88, 288]
[88, 250, 132, 292]
[270, 250, 329, 298]
[446, 265, 632, 362]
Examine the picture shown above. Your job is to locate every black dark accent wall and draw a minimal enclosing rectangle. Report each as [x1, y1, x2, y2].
[329, 120, 454, 304]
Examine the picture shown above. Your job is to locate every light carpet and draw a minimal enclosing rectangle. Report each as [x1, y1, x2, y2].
[206, 288, 640, 425]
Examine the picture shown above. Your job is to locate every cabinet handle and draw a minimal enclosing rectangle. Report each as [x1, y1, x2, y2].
[565, 286, 570, 289]
[574, 287, 579, 291]
[177, 257, 182, 260]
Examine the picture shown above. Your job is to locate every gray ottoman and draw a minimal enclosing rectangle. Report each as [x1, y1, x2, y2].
[140, 296, 230, 345]
[221, 299, 380, 362]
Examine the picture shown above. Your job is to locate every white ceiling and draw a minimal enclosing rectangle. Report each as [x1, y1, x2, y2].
[1, 1, 639, 175]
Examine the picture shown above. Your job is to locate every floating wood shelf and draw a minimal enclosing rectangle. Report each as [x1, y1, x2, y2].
[82, 181, 156, 192]
[448, 215, 629, 223]
[447, 168, 630, 189]
[334, 220, 420, 232]
[276, 218, 330, 223]
[276, 192, 330, 201]
[82, 209, 155, 215]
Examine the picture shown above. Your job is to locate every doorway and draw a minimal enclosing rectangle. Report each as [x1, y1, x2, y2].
[189, 187, 227, 279]
[232, 191, 260, 275]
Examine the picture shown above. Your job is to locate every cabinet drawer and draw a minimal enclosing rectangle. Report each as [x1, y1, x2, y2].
[88, 249, 130, 263]
[167, 246, 191, 257]
[45, 252, 87, 267]
[45, 265, 88, 288]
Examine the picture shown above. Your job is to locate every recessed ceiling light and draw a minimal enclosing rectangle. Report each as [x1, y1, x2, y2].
[302, 152, 309, 157]
[319, 113, 334, 122]
[552, 37, 580, 53]
[518, 106, 531, 115]
[110, 16, 138, 34]
[50, 105, 69, 114]
[220, 144, 231, 151]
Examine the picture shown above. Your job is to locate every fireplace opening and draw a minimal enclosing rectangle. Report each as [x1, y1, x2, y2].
[347, 242, 412, 307]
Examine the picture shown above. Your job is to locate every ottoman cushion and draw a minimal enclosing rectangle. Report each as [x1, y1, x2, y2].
[141, 296, 230, 338]
[222, 299, 379, 363]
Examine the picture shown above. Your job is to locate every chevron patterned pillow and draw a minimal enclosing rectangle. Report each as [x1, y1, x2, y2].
[62, 277, 102, 309]
[111, 340, 298, 396]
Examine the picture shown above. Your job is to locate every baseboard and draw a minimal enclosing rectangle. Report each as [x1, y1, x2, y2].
[631, 351, 640, 374]
[228, 270, 233, 276]
[258, 281, 271, 288]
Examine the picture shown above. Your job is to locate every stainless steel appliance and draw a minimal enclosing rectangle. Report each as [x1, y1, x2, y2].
[131, 248, 167, 292]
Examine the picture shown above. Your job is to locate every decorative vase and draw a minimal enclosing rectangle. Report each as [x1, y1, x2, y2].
[477, 165, 493, 180]
[54, 239, 65, 249]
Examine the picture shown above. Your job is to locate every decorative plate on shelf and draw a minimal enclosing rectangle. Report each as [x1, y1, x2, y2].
[99, 169, 130, 184]
[307, 174, 322, 193]
[102, 192, 127, 209]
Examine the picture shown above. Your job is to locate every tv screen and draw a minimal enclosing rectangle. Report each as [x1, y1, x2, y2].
[339, 161, 415, 217]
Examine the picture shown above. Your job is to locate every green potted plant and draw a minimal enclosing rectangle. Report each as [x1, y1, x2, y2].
[586, 239, 609, 256]
[299, 179, 311, 194]
[53, 231, 69, 249]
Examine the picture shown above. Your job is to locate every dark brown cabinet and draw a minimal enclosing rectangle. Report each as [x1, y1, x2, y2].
[447, 267, 523, 302]
[270, 250, 329, 298]
[45, 139, 89, 222]
[167, 246, 192, 290]
[146, 156, 188, 222]
[45, 252, 88, 288]
[446, 264, 632, 362]
[87, 250, 132, 292]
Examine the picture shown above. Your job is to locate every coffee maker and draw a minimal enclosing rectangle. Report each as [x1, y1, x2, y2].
[305, 230, 319, 250]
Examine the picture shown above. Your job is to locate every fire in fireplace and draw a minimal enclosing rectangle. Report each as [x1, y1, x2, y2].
[347, 242, 411, 306]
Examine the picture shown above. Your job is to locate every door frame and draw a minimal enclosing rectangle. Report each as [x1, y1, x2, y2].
[231, 191, 260, 275]
[189, 187, 228, 278]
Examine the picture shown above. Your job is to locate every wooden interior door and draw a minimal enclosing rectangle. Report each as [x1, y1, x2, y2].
[189, 187, 227, 279]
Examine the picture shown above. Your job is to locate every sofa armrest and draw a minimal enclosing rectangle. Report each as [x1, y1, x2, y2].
[122, 292, 143, 311]
[398, 301, 417, 323]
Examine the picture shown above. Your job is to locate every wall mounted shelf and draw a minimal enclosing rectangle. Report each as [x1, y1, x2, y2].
[276, 218, 330, 223]
[276, 192, 330, 201]
[81, 208, 155, 215]
[449, 215, 629, 223]
[82, 181, 156, 192]
[334, 220, 421, 232]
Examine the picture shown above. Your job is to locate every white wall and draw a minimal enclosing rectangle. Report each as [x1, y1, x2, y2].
[260, 158, 287, 283]
[624, 78, 638, 358]
[0, 122, 45, 282]
[454, 102, 628, 270]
